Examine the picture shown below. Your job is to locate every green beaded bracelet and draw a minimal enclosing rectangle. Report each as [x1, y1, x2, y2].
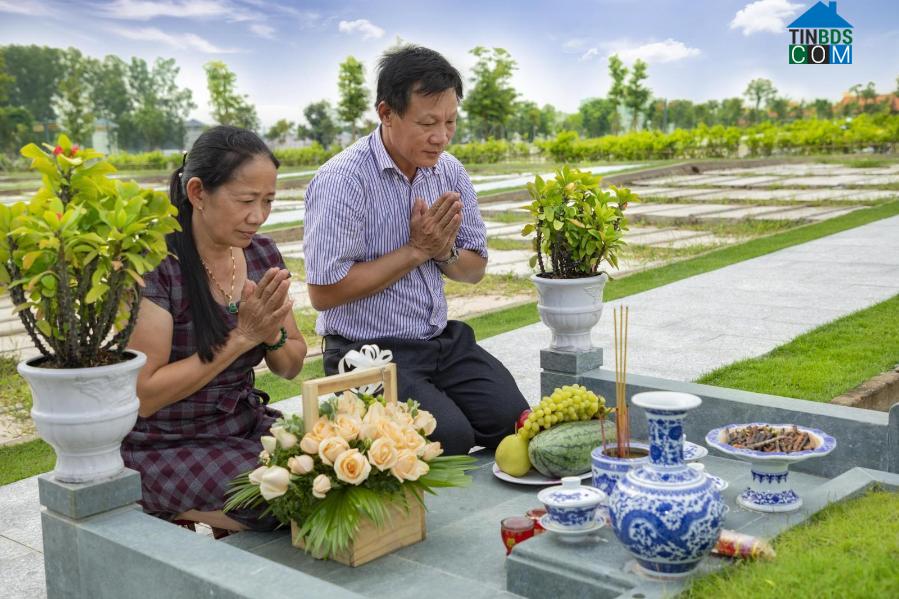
[263, 326, 288, 351]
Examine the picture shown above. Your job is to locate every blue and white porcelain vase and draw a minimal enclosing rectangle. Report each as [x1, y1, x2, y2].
[609, 392, 726, 579]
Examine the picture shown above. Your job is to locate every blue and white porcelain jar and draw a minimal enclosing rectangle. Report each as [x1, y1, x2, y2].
[609, 392, 726, 579]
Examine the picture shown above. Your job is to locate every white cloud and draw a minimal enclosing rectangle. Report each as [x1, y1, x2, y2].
[99, 0, 232, 20]
[250, 23, 276, 38]
[564, 38, 588, 50]
[114, 27, 239, 53]
[338, 19, 385, 40]
[579, 48, 600, 61]
[611, 39, 701, 64]
[0, 0, 49, 16]
[730, 0, 802, 35]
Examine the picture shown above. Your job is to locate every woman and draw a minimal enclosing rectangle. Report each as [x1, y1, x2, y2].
[123, 126, 306, 534]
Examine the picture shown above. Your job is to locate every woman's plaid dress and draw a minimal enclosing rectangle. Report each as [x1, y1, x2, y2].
[122, 235, 287, 528]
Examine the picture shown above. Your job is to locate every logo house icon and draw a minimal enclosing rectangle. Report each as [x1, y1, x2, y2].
[788, 1, 853, 64]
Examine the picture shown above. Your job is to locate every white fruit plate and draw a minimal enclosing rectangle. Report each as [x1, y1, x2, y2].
[491, 462, 592, 486]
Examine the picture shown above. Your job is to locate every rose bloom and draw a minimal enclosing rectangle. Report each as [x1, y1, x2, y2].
[334, 414, 362, 442]
[248, 465, 270, 485]
[258, 450, 271, 465]
[311, 419, 337, 441]
[312, 474, 331, 499]
[364, 401, 387, 421]
[318, 436, 350, 466]
[359, 421, 378, 441]
[260, 435, 277, 454]
[333, 448, 372, 485]
[300, 433, 320, 455]
[337, 392, 365, 418]
[376, 419, 406, 447]
[402, 428, 427, 455]
[386, 403, 414, 427]
[391, 449, 427, 482]
[272, 427, 298, 450]
[413, 410, 437, 436]
[287, 454, 314, 475]
[367, 437, 399, 471]
[421, 441, 444, 461]
[260, 466, 291, 500]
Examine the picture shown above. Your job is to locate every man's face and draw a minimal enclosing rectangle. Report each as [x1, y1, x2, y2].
[380, 87, 458, 177]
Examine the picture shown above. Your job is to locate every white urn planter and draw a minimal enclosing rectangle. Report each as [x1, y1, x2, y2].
[532, 273, 608, 352]
[18, 351, 146, 483]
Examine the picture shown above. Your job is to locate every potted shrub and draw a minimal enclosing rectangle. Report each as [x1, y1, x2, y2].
[522, 166, 632, 352]
[0, 135, 179, 483]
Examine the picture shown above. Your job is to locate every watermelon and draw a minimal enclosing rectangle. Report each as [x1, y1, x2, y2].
[528, 419, 616, 478]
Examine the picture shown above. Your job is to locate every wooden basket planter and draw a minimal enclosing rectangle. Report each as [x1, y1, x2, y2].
[291, 363, 427, 566]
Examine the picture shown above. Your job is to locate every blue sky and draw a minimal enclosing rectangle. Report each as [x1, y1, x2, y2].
[1, 0, 897, 128]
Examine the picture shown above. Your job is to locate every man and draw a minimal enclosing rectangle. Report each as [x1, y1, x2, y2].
[303, 45, 529, 455]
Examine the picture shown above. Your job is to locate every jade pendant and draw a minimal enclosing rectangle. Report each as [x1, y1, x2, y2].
[228, 302, 239, 314]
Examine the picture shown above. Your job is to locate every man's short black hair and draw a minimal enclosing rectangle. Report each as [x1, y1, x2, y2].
[375, 45, 463, 116]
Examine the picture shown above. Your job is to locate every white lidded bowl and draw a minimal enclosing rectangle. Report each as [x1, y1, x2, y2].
[537, 476, 606, 530]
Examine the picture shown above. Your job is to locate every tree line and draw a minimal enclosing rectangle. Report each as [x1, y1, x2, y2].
[0, 45, 194, 156]
[2, 43, 897, 159]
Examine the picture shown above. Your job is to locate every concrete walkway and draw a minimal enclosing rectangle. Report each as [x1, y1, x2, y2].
[2, 215, 899, 598]
[481, 214, 899, 403]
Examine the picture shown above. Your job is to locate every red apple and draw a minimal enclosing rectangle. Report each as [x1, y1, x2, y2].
[515, 409, 531, 432]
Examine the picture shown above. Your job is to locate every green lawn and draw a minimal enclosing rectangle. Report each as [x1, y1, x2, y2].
[681, 489, 899, 599]
[0, 355, 31, 417]
[697, 294, 899, 401]
[2, 199, 898, 486]
[0, 438, 55, 486]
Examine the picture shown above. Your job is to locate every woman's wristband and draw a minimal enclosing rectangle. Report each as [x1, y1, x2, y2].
[263, 327, 288, 351]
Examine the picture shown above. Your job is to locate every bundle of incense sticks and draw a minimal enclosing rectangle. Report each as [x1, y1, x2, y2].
[614, 305, 630, 458]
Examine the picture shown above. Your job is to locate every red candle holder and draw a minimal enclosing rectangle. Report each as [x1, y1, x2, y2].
[500, 516, 535, 555]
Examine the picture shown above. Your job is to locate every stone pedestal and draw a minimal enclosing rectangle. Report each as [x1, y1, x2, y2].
[37, 468, 360, 598]
[39, 470, 142, 599]
[539, 348, 602, 399]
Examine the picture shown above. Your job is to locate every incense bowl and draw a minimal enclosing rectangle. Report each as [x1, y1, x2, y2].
[609, 392, 726, 580]
[705, 423, 836, 513]
[591, 441, 650, 498]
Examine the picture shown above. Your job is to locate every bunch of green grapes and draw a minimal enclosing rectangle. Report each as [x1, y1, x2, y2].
[517, 385, 604, 440]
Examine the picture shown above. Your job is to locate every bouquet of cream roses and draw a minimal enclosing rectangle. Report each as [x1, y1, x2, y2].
[225, 389, 476, 558]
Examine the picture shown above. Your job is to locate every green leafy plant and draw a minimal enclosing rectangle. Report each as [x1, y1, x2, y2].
[0, 134, 180, 368]
[522, 166, 632, 278]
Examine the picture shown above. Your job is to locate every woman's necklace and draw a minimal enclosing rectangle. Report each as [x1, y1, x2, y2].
[201, 247, 238, 313]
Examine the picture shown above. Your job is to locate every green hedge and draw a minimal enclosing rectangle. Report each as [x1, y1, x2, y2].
[60, 114, 899, 172]
[446, 139, 532, 163]
[538, 115, 899, 162]
[104, 142, 341, 171]
[273, 143, 341, 167]
[107, 150, 183, 171]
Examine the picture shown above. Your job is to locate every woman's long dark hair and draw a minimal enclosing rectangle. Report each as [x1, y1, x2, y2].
[168, 125, 279, 362]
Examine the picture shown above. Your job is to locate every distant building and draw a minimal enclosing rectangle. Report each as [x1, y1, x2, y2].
[266, 132, 312, 150]
[90, 118, 119, 155]
[183, 119, 208, 150]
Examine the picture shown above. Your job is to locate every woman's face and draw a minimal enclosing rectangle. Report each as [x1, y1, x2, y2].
[190, 154, 277, 248]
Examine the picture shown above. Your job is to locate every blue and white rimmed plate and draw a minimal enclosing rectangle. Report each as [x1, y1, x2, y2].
[539, 513, 605, 539]
[682, 440, 709, 462]
[705, 423, 836, 461]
